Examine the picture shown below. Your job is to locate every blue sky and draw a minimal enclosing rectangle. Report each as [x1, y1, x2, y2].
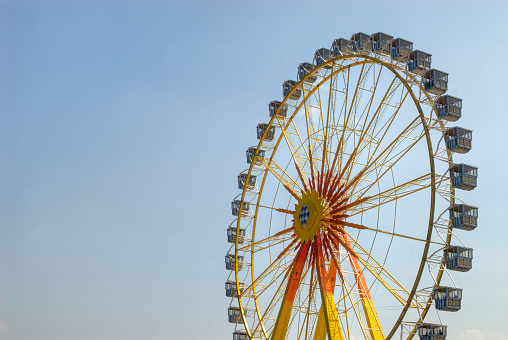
[1, 1, 507, 339]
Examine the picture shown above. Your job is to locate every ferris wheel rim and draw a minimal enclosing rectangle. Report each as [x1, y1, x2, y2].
[233, 53, 454, 340]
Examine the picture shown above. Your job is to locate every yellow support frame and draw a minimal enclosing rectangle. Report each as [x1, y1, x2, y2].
[232, 52, 449, 340]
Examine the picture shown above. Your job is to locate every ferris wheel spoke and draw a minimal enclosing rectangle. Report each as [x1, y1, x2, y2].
[252, 265, 292, 304]
[242, 239, 300, 298]
[365, 77, 405, 142]
[340, 88, 412, 191]
[359, 224, 445, 246]
[339, 75, 404, 184]
[279, 119, 313, 177]
[302, 264, 319, 340]
[321, 67, 346, 178]
[302, 85, 323, 169]
[350, 138, 426, 199]
[339, 62, 376, 172]
[346, 64, 384, 136]
[341, 115, 423, 195]
[363, 87, 410, 158]
[333, 67, 385, 186]
[345, 232, 424, 309]
[334, 63, 369, 173]
[327, 67, 350, 140]
[238, 227, 295, 253]
[251, 265, 293, 338]
[348, 173, 433, 216]
[323, 65, 339, 155]
[261, 159, 304, 197]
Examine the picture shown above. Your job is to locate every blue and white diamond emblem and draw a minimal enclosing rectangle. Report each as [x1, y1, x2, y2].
[299, 204, 310, 227]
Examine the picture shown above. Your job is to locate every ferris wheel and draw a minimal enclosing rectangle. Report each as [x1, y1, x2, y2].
[225, 32, 477, 340]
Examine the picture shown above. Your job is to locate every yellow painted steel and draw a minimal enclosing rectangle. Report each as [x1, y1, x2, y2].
[312, 308, 327, 340]
[313, 264, 338, 340]
[343, 234, 385, 340]
[361, 297, 384, 340]
[271, 242, 311, 340]
[232, 54, 444, 340]
[315, 238, 344, 340]
[261, 159, 304, 193]
[293, 191, 325, 243]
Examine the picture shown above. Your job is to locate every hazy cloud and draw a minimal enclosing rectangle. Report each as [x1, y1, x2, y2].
[457, 329, 508, 340]
[0, 320, 8, 334]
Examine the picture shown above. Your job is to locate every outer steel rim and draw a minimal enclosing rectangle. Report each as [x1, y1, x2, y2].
[234, 53, 453, 340]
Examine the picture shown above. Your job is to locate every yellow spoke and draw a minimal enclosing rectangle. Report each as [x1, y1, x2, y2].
[242, 240, 298, 297]
[341, 115, 422, 195]
[352, 129, 425, 197]
[337, 66, 384, 184]
[348, 173, 433, 216]
[341, 75, 402, 184]
[261, 158, 304, 196]
[345, 233, 425, 309]
[360, 225, 445, 246]
[302, 84, 323, 175]
[238, 227, 294, 253]
[324, 64, 339, 158]
[335, 63, 368, 172]
[276, 115, 310, 174]
[252, 264, 294, 338]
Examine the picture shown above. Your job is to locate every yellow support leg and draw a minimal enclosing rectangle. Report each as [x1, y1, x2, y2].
[313, 264, 338, 340]
[342, 233, 384, 340]
[315, 238, 344, 340]
[271, 242, 311, 340]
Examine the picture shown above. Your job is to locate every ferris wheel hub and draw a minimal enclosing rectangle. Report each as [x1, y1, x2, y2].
[293, 191, 327, 243]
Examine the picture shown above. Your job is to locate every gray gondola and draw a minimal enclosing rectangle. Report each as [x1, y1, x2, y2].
[257, 123, 276, 142]
[228, 306, 243, 323]
[225, 254, 244, 271]
[298, 62, 317, 83]
[408, 50, 432, 75]
[417, 324, 447, 340]
[445, 127, 472, 154]
[269, 100, 288, 118]
[233, 331, 249, 340]
[449, 163, 477, 191]
[314, 48, 333, 69]
[283, 80, 302, 100]
[435, 95, 462, 121]
[231, 199, 250, 217]
[246, 147, 265, 166]
[391, 38, 413, 62]
[433, 286, 462, 312]
[350, 32, 372, 53]
[450, 204, 478, 231]
[424, 69, 448, 95]
[238, 173, 256, 191]
[227, 226, 246, 244]
[444, 246, 473, 272]
[371, 32, 393, 56]
[225, 280, 246, 298]
[331, 38, 351, 56]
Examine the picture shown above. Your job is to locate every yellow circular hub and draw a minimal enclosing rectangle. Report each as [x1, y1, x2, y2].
[293, 191, 325, 243]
